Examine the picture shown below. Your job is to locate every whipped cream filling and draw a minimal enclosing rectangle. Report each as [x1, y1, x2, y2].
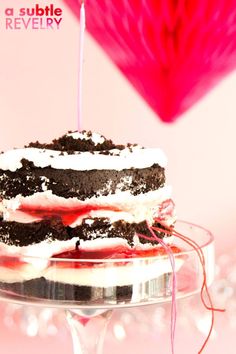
[1, 187, 175, 226]
[0, 233, 181, 287]
[0, 145, 167, 172]
[0, 235, 174, 260]
[44, 257, 184, 287]
[0, 235, 178, 286]
[0, 257, 184, 286]
[0, 237, 80, 260]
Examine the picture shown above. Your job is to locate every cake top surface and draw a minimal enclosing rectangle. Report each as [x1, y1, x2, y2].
[0, 131, 167, 172]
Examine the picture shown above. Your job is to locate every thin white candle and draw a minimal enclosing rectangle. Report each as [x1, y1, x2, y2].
[78, 1, 86, 131]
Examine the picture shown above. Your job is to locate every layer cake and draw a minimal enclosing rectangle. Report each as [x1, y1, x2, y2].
[0, 131, 179, 304]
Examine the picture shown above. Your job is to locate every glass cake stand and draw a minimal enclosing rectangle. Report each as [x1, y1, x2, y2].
[0, 221, 215, 354]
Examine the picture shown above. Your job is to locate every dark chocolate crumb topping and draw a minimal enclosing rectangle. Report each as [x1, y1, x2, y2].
[26, 130, 126, 153]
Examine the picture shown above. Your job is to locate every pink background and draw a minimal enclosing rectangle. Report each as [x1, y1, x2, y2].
[0, 0, 235, 353]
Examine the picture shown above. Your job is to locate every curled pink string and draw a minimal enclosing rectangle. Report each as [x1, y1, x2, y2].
[137, 223, 177, 354]
[152, 223, 225, 354]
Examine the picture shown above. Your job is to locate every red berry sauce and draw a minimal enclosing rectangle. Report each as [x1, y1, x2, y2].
[19, 204, 120, 225]
[51, 245, 182, 268]
[53, 244, 181, 260]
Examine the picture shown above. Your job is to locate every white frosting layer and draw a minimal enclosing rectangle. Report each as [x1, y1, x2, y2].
[0, 146, 167, 172]
[1, 187, 174, 226]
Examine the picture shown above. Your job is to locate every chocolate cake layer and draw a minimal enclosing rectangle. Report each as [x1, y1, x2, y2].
[0, 160, 165, 200]
[72, 219, 168, 248]
[0, 278, 133, 302]
[0, 218, 168, 247]
[0, 218, 70, 246]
